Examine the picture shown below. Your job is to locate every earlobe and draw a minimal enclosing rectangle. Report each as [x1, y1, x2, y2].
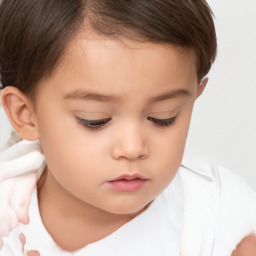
[196, 77, 208, 99]
[1, 86, 39, 141]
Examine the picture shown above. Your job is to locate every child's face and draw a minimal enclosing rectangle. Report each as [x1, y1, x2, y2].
[34, 33, 203, 215]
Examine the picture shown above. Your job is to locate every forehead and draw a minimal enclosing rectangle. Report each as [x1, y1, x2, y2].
[64, 32, 196, 71]
[41, 32, 198, 99]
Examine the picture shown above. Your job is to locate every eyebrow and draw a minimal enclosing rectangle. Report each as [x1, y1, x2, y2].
[64, 88, 191, 103]
[64, 90, 119, 102]
[148, 89, 191, 103]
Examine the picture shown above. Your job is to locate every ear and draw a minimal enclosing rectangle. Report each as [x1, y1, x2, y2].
[1, 86, 39, 141]
[196, 77, 208, 99]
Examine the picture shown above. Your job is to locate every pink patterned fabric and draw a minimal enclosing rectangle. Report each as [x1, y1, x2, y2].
[0, 140, 45, 247]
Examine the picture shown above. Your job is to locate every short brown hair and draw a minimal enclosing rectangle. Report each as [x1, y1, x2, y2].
[0, 0, 217, 98]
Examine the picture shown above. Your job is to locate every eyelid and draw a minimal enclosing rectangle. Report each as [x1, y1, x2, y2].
[147, 110, 177, 117]
[74, 110, 111, 119]
[76, 117, 111, 130]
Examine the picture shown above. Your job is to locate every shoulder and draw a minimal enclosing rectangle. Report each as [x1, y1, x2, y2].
[180, 157, 256, 215]
[179, 157, 256, 255]
[180, 156, 256, 201]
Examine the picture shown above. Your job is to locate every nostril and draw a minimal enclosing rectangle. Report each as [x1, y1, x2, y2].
[138, 153, 146, 159]
[111, 134, 149, 161]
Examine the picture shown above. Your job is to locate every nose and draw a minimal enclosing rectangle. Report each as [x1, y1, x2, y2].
[111, 125, 149, 161]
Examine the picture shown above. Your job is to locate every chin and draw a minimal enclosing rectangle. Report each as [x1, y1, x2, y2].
[104, 200, 152, 216]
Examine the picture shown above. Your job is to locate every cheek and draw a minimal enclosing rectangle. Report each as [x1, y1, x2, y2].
[150, 108, 193, 181]
[156, 107, 192, 151]
[36, 108, 104, 185]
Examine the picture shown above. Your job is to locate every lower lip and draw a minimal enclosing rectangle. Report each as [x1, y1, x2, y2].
[106, 179, 147, 192]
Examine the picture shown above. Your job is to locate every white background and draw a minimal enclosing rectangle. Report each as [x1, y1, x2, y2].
[1, 1, 256, 189]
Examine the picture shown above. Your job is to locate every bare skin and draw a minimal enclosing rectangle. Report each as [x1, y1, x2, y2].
[232, 234, 256, 256]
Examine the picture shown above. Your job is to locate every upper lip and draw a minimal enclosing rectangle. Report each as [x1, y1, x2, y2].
[108, 174, 148, 181]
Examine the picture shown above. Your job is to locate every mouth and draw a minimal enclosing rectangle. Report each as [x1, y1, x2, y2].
[106, 174, 148, 192]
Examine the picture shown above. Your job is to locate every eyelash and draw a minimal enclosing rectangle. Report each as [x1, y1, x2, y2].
[147, 116, 177, 127]
[76, 116, 177, 130]
[76, 117, 111, 130]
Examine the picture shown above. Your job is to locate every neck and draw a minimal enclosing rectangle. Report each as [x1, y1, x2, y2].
[37, 168, 147, 251]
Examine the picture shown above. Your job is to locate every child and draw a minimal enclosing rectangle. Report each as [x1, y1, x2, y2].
[0, 0, 255, 255]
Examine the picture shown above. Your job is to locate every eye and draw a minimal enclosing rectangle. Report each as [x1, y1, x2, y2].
[76, 117, 111, 130]
[148, 116, 177, 127]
